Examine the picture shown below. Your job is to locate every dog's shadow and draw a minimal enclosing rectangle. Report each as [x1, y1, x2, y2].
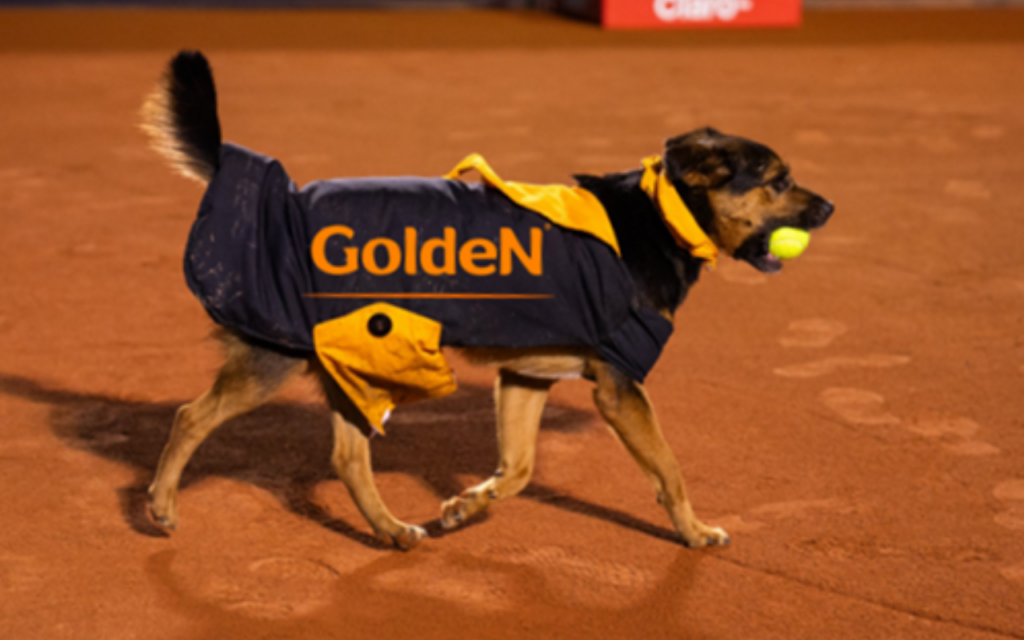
[0, 373, 681, 548]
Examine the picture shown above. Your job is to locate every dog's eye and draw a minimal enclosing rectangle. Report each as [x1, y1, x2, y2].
[769, 174, 792, 193]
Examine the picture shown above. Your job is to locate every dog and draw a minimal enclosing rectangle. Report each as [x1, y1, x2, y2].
[141, 51, 833, 551]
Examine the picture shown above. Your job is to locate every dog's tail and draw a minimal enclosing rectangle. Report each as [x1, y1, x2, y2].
[140, 50, 222, 184]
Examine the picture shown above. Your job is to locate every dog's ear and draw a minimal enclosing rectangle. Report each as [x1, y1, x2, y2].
[663, 127, 732, 190]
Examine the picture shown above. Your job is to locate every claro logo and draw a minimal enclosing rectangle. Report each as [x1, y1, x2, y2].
[311, 225, 544, 277]
[653, 0, 754, 22]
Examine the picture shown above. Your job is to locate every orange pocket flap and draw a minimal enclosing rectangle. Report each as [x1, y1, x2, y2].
[313, 303, 458, 434]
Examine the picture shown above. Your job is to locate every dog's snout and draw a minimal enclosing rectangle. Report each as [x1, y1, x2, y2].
[803, 197, 834, 229]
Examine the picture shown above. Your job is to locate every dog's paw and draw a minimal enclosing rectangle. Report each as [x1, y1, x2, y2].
[440, 491, 488, 530]
[376, 524, 426, 551]
[681, 523, 730, 549]
[150, 510, 178, 532]
[440, 495, 469, 529]
[147, 489, 179, 532]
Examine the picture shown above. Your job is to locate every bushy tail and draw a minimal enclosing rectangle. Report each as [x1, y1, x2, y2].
[140, 50, 222, 184]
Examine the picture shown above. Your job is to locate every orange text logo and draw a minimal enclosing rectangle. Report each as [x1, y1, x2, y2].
[311, 226, 544, 277]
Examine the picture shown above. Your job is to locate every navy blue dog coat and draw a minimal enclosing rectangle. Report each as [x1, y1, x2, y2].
[185, 143, 711, 432]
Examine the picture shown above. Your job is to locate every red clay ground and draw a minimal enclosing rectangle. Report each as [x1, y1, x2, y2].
[2, 8, 1024, 639]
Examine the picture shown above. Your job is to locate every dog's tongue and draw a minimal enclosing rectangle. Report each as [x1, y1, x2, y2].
[759, 252, 783, 274]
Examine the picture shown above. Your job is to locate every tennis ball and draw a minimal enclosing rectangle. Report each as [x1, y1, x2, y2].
[769, 227, 810, 260]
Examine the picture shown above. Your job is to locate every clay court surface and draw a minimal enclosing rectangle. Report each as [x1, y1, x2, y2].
[3, 7, 1024, 638]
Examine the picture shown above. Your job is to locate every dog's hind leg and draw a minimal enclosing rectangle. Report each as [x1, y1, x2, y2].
[590, 359, 729, 548]
[440, 370, 553, 529]
[320, 381, 426, 550]
[148, 333, 305, 531]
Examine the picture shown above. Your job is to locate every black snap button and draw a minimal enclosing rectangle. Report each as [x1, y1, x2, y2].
[367, 313, 392, 338]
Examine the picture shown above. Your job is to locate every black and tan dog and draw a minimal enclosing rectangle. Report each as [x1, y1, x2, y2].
[142, 51, 833, 550]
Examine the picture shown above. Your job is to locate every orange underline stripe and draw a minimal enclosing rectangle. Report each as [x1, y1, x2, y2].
[304, 293, 554, 300]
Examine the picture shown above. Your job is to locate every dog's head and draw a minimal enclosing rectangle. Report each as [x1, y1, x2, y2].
[664, 127, 834, 273]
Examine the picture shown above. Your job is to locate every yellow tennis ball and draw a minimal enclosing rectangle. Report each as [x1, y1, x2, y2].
[769, 227, 810, 260]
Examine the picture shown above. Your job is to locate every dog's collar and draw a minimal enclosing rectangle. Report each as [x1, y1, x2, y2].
[639, 156, 718, 268]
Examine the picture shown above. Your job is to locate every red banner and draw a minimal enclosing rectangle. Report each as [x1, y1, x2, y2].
[602, 0, 802, 29]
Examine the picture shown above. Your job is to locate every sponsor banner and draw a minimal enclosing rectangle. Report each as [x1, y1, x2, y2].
[603, 0, 802, 29]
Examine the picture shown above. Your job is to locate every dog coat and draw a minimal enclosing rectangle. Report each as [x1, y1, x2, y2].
[186, 143, 716, 432]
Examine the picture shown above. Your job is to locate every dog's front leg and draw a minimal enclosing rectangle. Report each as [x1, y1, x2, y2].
[441, 370, 553, 529]
[330, 413, 426, 550]
[590, 360, 729, 548]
